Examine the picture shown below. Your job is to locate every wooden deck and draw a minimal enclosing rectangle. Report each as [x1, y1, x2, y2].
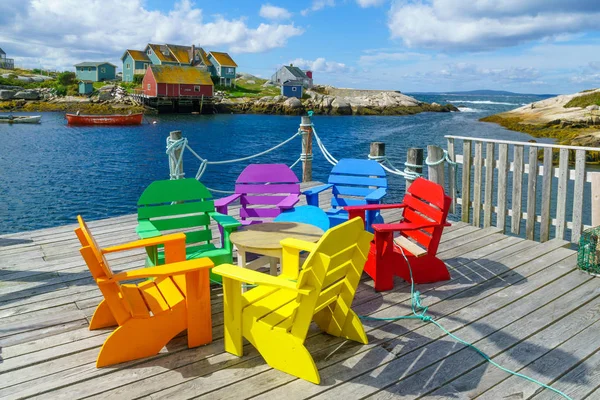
[0, 183, 599, 400]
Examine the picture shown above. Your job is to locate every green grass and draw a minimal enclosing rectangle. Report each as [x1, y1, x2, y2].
[216, 77, 280, 98]
[564, 91, 600, 108]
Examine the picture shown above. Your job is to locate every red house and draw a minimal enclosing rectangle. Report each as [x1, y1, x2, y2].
[143, 65, 213, 98]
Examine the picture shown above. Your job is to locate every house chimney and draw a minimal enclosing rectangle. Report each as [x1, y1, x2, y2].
[305, 70, 312, 79]
[191, 44, 195, 65]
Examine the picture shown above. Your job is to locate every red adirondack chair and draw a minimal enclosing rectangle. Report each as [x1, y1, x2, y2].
[346, 178, 452, 291]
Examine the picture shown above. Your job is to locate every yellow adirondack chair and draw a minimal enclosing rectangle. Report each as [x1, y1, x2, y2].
[213, 217, 373, 384]
[75, 216, 214, 367]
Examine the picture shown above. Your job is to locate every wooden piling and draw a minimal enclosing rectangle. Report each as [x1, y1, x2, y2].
[168, 130, 184, 180]
[300, 116, 313, 182]
[427, 145, 445, 187]
[370, 142, 385, 161]
[405, 148, 423, 189]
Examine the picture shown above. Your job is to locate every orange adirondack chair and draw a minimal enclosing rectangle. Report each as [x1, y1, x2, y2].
[346, 177, 452, 291]
[75, 216, 214, 367]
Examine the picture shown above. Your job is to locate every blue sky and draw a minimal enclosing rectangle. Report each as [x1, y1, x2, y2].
[2, 0, 600, 94]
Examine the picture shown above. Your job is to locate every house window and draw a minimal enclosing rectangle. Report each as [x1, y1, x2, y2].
[144, 63, 149, 70]
[100, 67, 106, 73]
[147, 84, 150, 90]
[88, 67, 92, 71]
[147, 49, 152, 55]
[228, 67, 234, 74]
[126, 63, 130, 69]
[292, 87, 297, 91]
[194, 86, 200, 92]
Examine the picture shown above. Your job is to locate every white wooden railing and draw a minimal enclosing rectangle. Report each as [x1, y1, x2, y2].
[444, 136, 600, 244]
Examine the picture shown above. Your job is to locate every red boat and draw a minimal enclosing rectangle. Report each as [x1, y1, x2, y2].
[66, 112, 143, 126]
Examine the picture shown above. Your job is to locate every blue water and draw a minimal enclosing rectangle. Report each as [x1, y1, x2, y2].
[0, 93, 553, 234]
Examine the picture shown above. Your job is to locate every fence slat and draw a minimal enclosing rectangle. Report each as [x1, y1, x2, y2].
[525, 146, 539, 240]
[540, 147, 554, 242]
[461, 141, 472, 223]
[571, 150, 586, 243]
[555, 148, 569, 240]
[447, 138, 456, 214]
[472, 142, 483, 227]
[511, 145, 524, 235]
[483, 142, 495, 228]
[496, 143, 509, 232]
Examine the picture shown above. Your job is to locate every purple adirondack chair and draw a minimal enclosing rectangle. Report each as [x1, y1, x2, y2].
[215, 164, 301, 242]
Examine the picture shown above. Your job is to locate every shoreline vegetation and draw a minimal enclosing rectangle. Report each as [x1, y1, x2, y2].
[0, 69, 457, 116]
[480, 89, 600, 151]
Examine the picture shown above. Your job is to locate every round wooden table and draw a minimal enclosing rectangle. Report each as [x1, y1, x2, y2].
[230, 222, 324, 275]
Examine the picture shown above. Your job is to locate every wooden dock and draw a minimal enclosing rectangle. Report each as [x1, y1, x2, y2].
[0, 183, 598, 399]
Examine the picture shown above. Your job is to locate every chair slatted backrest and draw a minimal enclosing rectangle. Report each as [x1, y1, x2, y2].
[401, 178, 451, 254]
[235, 164, 300, 222]
[290, 217, 373, 339]
[137, 179, 215, 246]
[327, 159, 387, 208]
[75, 216, 131, 325]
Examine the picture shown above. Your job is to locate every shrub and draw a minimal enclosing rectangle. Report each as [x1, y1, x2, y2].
[564, 91, 600, 108]
[133, 74, 144, 84]
[56, 71, 76, 86]
[53, 84, 67, 96]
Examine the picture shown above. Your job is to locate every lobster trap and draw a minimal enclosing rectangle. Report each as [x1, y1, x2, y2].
[578, 226, 600, 275]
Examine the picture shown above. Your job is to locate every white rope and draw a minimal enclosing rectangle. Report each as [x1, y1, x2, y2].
[368, 154, 423, 181]
[311, 125, 338, 166]
[166, 130, 302, 181]
[425, 149, 458, 167]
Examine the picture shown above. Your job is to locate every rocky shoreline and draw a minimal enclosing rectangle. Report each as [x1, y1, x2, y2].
[481, 89, 600, 147]
[0, 83, 457, 116]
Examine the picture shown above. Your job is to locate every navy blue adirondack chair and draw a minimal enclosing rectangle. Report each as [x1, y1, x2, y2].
[303, 158, 387, 231]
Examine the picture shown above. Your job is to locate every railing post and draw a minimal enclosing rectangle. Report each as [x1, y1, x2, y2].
[427, 145, 445, 187]
[300, 115, 313, 182]
[405, 148, 423, 189]
[592, 172, 600, 227]
[168, 130, 184, 180]
[370, 142, 385, 162]
[447, 138, 456, 214]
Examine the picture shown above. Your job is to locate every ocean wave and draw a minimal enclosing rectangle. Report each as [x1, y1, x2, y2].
[449, 100, 519, 105]
[457, 107, 483, 113]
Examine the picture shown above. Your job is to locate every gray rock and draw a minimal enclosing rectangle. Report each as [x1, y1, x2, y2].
[98, 91, 113, 101]
[273, 95, 286, 102]
[431, 102, 440, 106]
[257, 96, 274, 103]
[331, 98, 352, 114]
[16, 76, 33, 83]
[586, 104, 599, 111]
[284, 97, 302, 109]
[13, 90, 39, 100]
[0, 90, 16, 100]
[246, 80, 255, 84]
[262, 81, 275, 87]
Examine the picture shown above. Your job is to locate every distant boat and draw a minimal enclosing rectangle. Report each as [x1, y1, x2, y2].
[0, 115, 41, 124]
[66, 112, 143, 126]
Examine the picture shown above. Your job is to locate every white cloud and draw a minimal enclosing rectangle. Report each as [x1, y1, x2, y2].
[1, 0, 303, 70]
[259, 4, 292, 20]
[356, 0, 385, 8]
[301, 0, 335, 16]
[359, 51, 431, 65]
[288, 57, 349, 73]
[387, 0, 600, 51]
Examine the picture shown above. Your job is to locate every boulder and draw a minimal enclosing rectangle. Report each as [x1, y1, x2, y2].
[431, 102, 440, 106]
[0, 90, 16, 100]
[331, 98, 352, 115]
[257, 96, 274, 103]
[97, 91, 113, 101]
[586, 104, 599, 111]
[13, 90, 39, 100]
[262, 81, 275, 87]
[273, 95, 286, 102]
[246, 80, 255, 84]
[16, 76, 33, 83]
[284, 97, 302, 109]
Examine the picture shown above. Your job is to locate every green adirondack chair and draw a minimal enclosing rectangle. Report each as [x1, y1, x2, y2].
[136, 179, 241, 283]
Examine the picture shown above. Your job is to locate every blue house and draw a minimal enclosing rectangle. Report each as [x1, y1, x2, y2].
[74, 62, 117, 82]
[121, 50, 151, 82]
[207, 51, 237, 87]
[281, 80, 303, 98]
[78, 81, 94, 95]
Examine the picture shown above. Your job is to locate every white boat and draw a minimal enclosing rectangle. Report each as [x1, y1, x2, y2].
[0, 115, 42, 124]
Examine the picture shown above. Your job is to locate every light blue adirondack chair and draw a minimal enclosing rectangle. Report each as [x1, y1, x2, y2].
[303, 158, 387, 231]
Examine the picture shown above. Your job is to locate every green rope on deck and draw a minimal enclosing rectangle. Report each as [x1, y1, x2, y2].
[359, 246, 573, 400]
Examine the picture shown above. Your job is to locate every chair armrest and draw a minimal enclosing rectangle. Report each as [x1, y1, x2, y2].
[106, 257, 214, 282]
[102, 233, 187, 264]
[135, 220, 161, 239]
[365, 188, 387, 202]
[303, 184, 333, 196]
[214, 193, 242, 208]
[212, 264, 312, 295]
[345, 203, 407, 212]
[280, 238, 317, 280]
[372, 222, 440, 233]
[280, 238, 317, 253]
[208, 211, 241, 230]
[277, 194, 300, 209]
